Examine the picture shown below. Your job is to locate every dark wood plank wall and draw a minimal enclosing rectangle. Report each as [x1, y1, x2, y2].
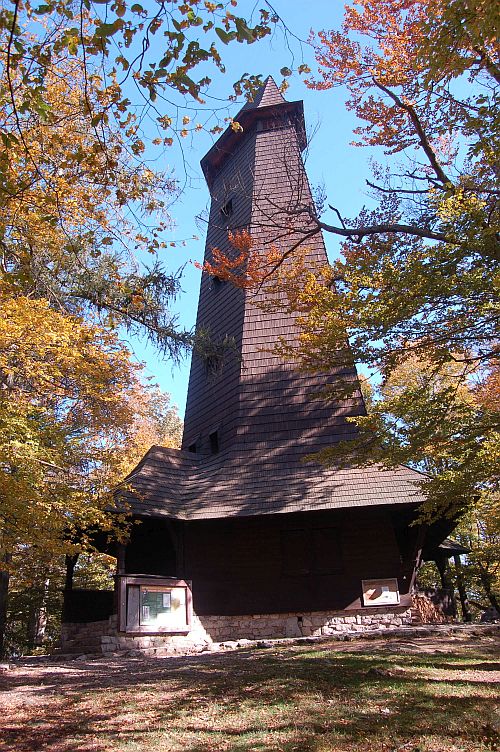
[182, 89, 365, 459]
[179, 506, 416, 615]
[124, 518, 177, 577]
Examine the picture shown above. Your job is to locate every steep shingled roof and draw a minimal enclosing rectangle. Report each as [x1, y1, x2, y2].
[121, 445, 426, 520]
[238, 75, 286, 110]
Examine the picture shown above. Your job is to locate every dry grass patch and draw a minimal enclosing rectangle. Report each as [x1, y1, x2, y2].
[0, 633, 498, 751]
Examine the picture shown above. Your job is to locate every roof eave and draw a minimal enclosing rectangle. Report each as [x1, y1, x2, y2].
[201, 100, 306, 188]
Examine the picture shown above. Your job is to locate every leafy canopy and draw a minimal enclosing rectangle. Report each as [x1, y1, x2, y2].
[290, 1, 498, 518]
[0, 0, 276, 355]
[0, 292, 140, 554]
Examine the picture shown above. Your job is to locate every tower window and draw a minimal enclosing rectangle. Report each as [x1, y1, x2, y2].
[209, 430, 219, 454]
[211, 275, 224, 290]
[220, 199, 233, 218]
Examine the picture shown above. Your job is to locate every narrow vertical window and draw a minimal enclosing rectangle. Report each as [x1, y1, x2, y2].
[209, 430, 219, 454]
[220, 198, 233, 218]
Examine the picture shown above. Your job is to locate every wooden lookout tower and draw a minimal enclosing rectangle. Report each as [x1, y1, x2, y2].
[61, 79, 455, 654]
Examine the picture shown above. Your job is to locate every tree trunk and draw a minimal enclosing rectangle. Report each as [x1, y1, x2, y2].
[25, 578, 50, 653]
[0, 552, 12, 659]
[478, 564, 500, 613]
[435, 556, 457, 617]
[454, 554, 472, 622]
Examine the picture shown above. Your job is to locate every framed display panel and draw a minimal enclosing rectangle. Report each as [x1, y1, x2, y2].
[117, 576, 192, 634]
[361, 578, 400, 607]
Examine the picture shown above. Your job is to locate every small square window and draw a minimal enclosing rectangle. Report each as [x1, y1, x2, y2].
[211, 275, 224, 289]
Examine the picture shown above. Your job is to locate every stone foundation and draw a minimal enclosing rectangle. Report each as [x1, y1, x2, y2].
[61, 606, 412, 656]
[199, 607, 412, 642]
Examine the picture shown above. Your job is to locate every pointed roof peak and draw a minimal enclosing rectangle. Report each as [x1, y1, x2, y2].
[240, 75, 286, 112]
[201, 75, 305, 188]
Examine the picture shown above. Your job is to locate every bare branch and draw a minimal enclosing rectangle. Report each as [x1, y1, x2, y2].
[328, 204, 347, 228]
[366, 180, 430, 196]
[373, 79, 452, 187]
[317, 212, 450, 244]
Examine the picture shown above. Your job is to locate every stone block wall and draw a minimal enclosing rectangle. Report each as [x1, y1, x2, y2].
[199, 608, 412, 643]
[60, 606, 412, 656]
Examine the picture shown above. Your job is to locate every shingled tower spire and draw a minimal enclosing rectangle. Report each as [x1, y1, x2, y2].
[120, 77, 429, 523]
[182, 77, 365, 459]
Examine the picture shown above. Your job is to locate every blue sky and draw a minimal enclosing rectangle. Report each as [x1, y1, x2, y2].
[129, 1, 378, 415]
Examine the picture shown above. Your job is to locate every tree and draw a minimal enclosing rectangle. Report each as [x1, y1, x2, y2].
[0, 0, 273, 654]
[0, 291, 183, 655]
[3, 549, 66, 655]
[349, 354, 499, 519]
[275, 253, 498, 523]
[0, 1, 276, 355]
[113, 382, 183, 479]
[302, 0, 498, 364]
[418, 493, 500, 621]
[218, 0, 498, 520]
[0, 292, 140, 654]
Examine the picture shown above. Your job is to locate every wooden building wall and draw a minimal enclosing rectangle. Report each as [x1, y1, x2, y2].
[122, 506, 419, 616]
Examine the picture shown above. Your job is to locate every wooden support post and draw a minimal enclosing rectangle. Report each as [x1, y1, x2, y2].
[64, 554, 79, 592]
[116, 543, 126, 575]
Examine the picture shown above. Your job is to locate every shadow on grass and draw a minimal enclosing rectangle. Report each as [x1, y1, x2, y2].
[430, 661, 499, 671]
[1, 641, 498, 752]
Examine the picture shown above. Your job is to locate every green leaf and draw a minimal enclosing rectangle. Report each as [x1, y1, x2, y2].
[1, 132, 20, 149]
[159, 53, 173, 68]
[34, 4, 51, 14]
[94, 20, 124, 38]
[215, 27, 235, 45]
[235, 18, 255, 43]
[131, 3, 144, 12]
[187, 12, 203, 26]
[280, 67, 292, 77]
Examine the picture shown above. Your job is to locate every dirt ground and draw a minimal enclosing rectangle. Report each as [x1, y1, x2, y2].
[0, 631, 498, 752]
[1, 631, 499, 706]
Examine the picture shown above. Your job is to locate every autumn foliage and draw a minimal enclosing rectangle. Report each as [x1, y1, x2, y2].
[255, 1, 499, 521]
[197, 230, 284, 289]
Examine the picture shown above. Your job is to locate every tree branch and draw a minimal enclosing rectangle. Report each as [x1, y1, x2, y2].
[374, 79, 452, 187]
[366, 180, 431, 196]
[317, 216, 449, 244]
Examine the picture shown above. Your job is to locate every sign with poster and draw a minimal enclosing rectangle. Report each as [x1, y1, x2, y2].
[119, 576, 192, 633]
[361, 578, 400, 606]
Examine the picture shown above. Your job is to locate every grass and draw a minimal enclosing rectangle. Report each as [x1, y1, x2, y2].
[1, 633, 498, 751]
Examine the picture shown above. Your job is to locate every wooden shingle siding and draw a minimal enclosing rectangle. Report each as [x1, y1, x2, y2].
[119, 78, 427, 523]
[182, 75, 365, 464]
